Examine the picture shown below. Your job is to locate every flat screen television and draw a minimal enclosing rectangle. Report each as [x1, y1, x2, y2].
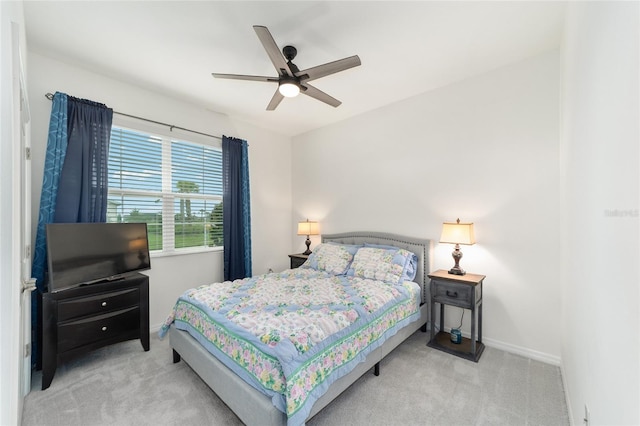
[46, 222, 151, 292]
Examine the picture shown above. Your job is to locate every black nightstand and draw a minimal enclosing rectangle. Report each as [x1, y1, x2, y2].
[288, 253, 309, 269]
[427, 269, 485, 362]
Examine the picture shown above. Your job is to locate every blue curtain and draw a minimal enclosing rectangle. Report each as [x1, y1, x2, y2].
[54, 96, 113, 222]
[222, 136, 252, 281]
[31, 93, 69, 368]
[31, 92, 112, 367]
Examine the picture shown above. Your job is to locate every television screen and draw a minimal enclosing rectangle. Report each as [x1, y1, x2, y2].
[46, 222, 151, 292]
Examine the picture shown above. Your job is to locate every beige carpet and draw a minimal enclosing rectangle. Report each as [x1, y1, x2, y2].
[22, 331, 569, 425]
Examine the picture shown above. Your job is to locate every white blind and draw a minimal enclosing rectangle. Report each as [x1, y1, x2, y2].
[107, 126, 223, 252]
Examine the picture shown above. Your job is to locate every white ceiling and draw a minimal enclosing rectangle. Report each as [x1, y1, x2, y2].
[23, 1, 566, 137]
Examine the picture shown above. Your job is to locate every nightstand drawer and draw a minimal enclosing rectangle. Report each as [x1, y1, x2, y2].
[432, 280, 475, 309]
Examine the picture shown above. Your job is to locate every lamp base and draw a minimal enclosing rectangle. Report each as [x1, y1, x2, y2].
[448, 267, 466, 276]
[449, 244, 466, 275]
[302, 236, 312, 256]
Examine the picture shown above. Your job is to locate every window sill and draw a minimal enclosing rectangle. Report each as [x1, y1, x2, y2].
[150, 246, 223, 259]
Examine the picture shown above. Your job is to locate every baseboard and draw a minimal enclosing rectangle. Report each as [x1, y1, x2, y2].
[482, 336, 561, 366]
[559, 361, 575, 425]
[439, 325, 561, 366]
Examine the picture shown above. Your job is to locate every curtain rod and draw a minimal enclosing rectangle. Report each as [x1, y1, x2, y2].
[45, 92, 222, 141]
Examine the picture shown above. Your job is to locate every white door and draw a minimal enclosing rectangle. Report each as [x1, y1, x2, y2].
[1, 18, 34, 425]
[12, 20, 35, 406]
[18, 52, 34, 399]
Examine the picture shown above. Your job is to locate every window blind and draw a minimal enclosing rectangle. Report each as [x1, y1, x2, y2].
[107, 126, 223, 252]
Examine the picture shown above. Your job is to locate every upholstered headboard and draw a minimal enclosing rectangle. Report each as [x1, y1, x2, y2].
[322, 232, 432, 304]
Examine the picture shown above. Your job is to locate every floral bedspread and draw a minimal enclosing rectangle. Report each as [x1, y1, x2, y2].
[159, 268, 421, 426]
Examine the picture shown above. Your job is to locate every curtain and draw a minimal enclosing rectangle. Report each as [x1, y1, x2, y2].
[54, 96, 113, 222]
[31, 92, 69, 367]
[31, 92, 112, 367]
[222, 135, 252, 281]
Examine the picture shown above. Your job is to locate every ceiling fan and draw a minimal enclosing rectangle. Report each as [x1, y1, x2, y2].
[212, 25, 361, 111]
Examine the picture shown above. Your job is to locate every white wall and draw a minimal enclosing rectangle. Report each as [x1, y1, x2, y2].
[233, 119, 293, 275]
[292, 51, 562, 363]
[27, 52, 292, 329]
[561, 2, 639, 424]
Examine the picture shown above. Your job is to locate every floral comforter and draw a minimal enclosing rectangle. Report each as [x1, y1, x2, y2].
[159, 267, 421, 426]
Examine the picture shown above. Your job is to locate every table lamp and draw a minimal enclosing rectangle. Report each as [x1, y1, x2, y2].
[297, 219, 320, 255]
[440, 218, 475, 275]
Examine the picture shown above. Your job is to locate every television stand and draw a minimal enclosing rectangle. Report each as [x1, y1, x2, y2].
[41, 273, 149, 390]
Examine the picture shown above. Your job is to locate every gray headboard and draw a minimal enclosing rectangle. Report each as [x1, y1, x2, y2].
[322, 232, 432, 304]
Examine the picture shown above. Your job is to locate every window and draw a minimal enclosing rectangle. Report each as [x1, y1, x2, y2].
[107, 125, 223, 253]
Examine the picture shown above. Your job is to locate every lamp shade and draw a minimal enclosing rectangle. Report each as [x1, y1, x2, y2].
[297, 220, 319, 236]
[440, 219, 475, 245]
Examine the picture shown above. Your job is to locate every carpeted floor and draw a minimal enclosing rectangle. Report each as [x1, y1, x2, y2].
[22, 331, 569, 425]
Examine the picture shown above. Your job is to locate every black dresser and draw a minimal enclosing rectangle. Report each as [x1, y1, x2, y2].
[41, 273, 149, 389]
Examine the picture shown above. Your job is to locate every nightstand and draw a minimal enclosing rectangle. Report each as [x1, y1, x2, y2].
[288, 253, 309, 269]
[427, 269, 485, 362]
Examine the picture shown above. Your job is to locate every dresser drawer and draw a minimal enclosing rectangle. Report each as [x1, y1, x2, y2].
[432, 280, 478, 309]
[57, 307, 140, 352]
[57, 288, 139, 322]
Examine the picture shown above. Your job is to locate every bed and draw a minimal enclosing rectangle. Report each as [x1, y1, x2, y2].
[161, 232, 431, 425]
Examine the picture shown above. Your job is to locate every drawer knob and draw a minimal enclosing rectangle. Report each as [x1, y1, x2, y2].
[101, 301, 107, 307]
[101, 326, 107, 332]
[446, 290, 458, 298]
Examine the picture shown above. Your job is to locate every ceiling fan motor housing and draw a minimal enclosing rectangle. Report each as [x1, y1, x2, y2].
[283, 45, 297, 61]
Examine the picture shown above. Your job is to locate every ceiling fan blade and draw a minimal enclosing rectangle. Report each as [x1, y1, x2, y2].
[253, 25, 290, 76]
[212, 73, 277, 82]
[266, 90, 284, 111]
[300, 83, 341, 108]
[296, 55, 361, 82]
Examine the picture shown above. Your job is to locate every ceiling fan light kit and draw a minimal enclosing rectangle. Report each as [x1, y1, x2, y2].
[278, 78, 300, 98]
[212, 25, 361, 110]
